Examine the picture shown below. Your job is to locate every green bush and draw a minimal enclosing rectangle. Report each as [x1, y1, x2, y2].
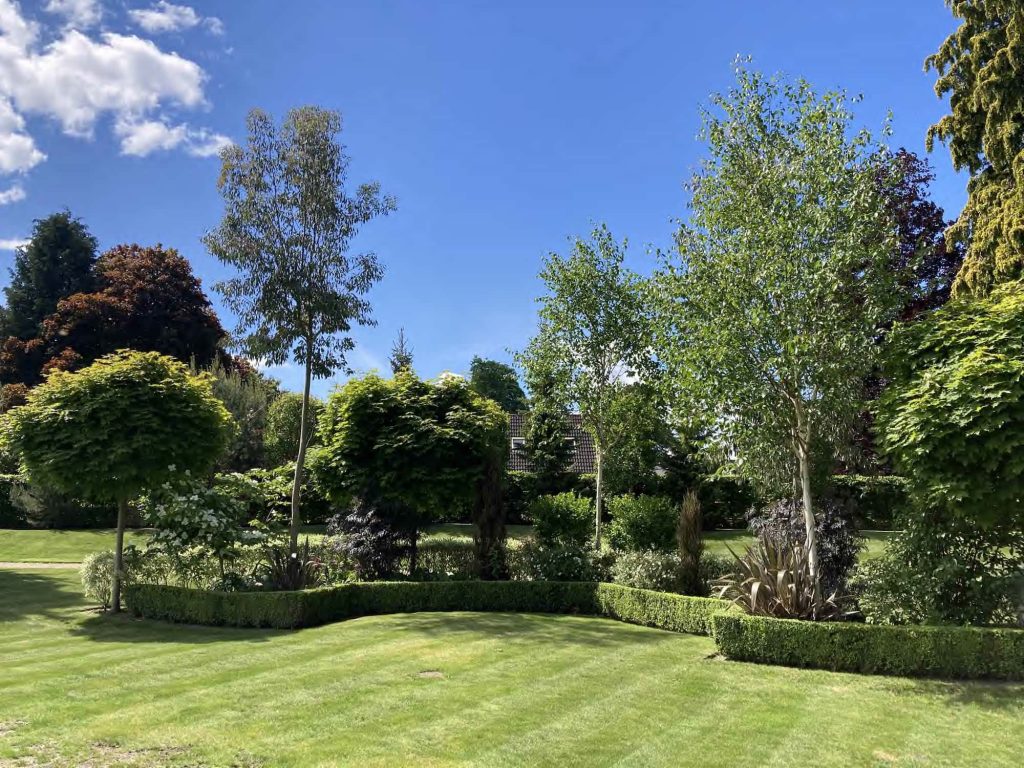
[712, 611, 1024, 681]
[826, 475, 909, 530]
[610, 550, 681, 592]
[80, 550, 116, 609]
[529, 492, 592, 547]
[607, 494, 676, 551]
[516, 541, 609, 582]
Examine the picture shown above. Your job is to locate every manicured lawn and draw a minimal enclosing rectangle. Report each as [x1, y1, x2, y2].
[0, 525, 891, 564]
[0, 568, 1021, 767]
[0, 527, 155, 563]
[704, 529, 893, 560]
[0, 524, 536, 564]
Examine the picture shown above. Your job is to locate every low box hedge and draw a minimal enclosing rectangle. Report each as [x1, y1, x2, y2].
[711, 611, 1024, 681]
[126, 580, 1024, 681]
[125, 580, 726, 634]
[595, 583, 726, 636]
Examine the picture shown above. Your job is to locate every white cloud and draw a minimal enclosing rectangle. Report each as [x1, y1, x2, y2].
[44, 0, 102, 29]
[0, 182, 25, 204]
[129, 2, 223, 36]
[0, 236, 27, 250]
[115, 115, 230, 157]
[0, 0, 229, 196]
[0, 97, 45, 172]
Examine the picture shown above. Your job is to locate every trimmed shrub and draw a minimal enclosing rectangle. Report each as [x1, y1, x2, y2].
[606, 494, 676, 552]
[126, 580, 601, 629]
[596, 583, 726, 636]
[826, 475, 908, 530]
[712, 611, 1024, 681]
[80, 550, 115, 609]
[125, 578, 727, 635]
[611, 550, 681, 592]
[529, 493, 591, 547]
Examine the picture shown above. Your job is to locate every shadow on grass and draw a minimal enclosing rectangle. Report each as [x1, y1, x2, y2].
[366, 610, 696, 650]
[70, 611, 282, 645]
[0, 568, 84, 621]
[882, 678, 1024, 712]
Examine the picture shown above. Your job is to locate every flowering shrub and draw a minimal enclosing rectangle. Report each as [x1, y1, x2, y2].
[141, 470, 260, 562]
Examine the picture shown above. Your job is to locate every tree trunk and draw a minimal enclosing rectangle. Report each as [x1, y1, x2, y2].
[111, 497, 128, 613]
[795, 429, 819, 589]
[289, 352, 314, 554]
[594, 449, 604, 549]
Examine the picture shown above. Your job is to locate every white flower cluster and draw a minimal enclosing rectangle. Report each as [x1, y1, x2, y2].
[143, 469, 250, 556]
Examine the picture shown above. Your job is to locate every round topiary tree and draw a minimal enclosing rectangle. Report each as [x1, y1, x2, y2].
[316, 371, 508, 577]
[2, 350, 234, 611]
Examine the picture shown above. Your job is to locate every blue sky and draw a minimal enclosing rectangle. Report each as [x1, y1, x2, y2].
[0, 1, 964, 396]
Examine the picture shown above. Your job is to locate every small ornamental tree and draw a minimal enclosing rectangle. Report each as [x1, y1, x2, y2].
[519, 223, 655, 547]
[316, 371, 507, 576]
[389, 328, 414, 374]
[2, 351, 233, 611]
[204, 106, 395, 554]
[653, 64, 902, 584]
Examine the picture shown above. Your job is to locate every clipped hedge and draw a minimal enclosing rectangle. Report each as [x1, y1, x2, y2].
[595, 583, 726, 635]
[125, 580, 726, 634]
[125, 580, 1024, 681]
[711, 612, 1024, 681]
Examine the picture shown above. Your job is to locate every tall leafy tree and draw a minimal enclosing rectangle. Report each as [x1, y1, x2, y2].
[519, 223, 655, 546]
[926, 0, 1024, 296]
[1, 211, 97, 340]
[653, 65, 901, 583]
[389, 327, 414, 374]
[3, 351, 233, 611]
[204, 106, 395, 552]
[468, 356, 528, 412]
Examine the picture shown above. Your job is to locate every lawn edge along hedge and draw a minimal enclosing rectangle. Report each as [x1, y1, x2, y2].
[125, 581, 1024, 681]
[711, 611, 1024, 681]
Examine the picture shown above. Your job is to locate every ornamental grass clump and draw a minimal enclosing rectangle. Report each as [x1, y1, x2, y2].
[716, 539, 847, 621]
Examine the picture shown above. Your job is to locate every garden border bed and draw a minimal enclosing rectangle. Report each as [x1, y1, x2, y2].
[125, 580, 1024, 681]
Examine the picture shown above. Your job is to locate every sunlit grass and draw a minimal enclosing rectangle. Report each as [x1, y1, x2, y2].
[0, 568, 1020, 767]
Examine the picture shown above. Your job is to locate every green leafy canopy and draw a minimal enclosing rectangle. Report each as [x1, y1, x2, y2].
[2, 350, 234, 503]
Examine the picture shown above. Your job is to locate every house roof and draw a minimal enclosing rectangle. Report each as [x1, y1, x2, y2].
[508, 412, 596, 474]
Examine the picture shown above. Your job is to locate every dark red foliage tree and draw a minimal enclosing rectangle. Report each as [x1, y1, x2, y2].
[0, 244, 225, 385]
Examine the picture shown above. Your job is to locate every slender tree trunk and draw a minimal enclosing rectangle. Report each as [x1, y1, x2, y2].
[794, 413, 819, 588]
[594, 449, 604, 549]
[289, 351, 314, 554]
[111, 498, 128, 613]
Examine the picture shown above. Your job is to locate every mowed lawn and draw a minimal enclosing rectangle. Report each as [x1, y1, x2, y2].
[1, 569, 1022, 767]
[0, 526, 891, 564]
